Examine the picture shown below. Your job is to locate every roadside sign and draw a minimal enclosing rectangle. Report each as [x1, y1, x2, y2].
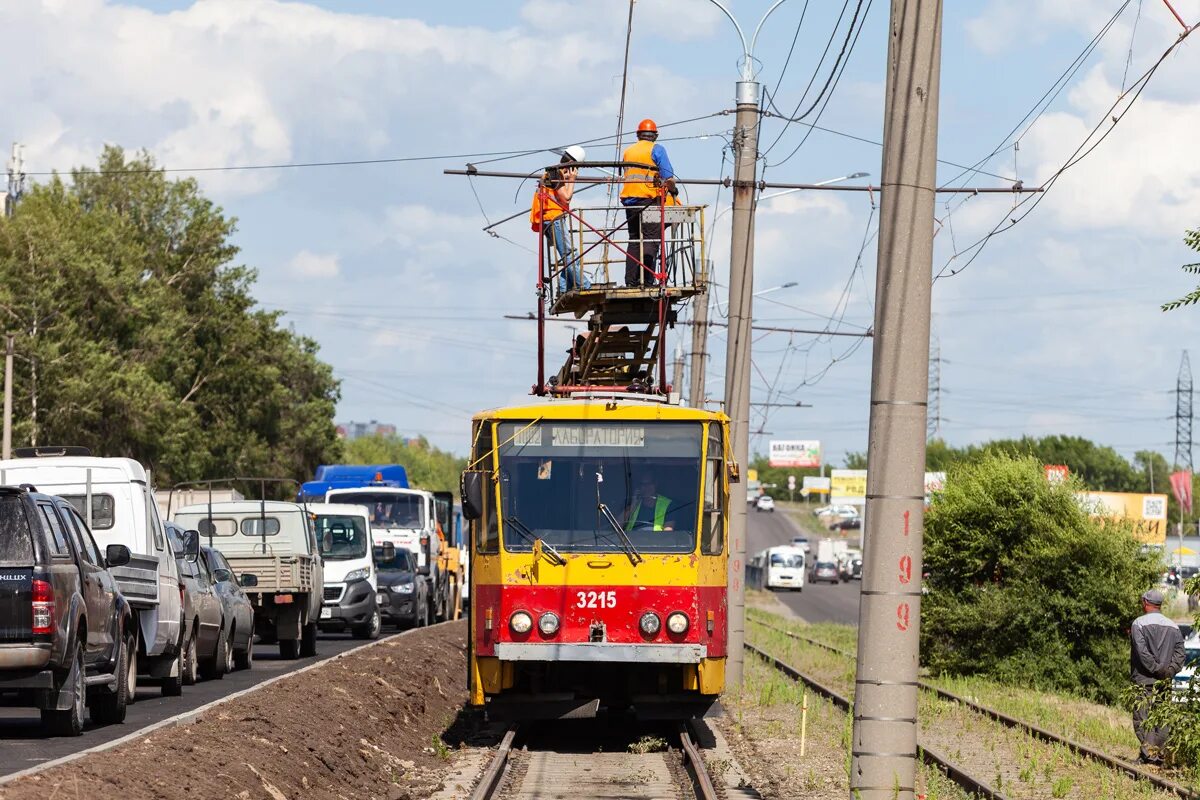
[1079, 491, 1169, 545]
[787, 475, 796, 490]
[1044, 464, 1069, 484]
[831, 469, 867, 504]
[769, 440, 821, 468]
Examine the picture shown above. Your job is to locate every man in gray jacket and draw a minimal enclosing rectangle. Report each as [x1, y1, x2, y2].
[1131, 588, 1185, 763]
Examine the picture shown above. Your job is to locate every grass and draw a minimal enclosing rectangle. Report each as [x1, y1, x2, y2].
[745, 606, 1186, 798]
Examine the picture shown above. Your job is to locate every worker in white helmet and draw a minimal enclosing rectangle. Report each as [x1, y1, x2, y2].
[530, 145, 591, 296]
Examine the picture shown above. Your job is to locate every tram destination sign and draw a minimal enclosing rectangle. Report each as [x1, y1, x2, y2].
[551, 426, 645, 448]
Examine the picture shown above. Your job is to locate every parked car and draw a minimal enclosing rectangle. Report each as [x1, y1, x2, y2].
[0, 449, 185, 696]
[0, 486, 136, 735]
[813, 504, 858, 519]
[810, 560, 841, 584]
[790, 536, 811, 553]
[831, 517, 862, 531]
[755, 495, 776, 513]
[850, 557, 863, 580]
[164, 522, 223, 687]
[375, 544, 426, 628]
[200, 546, 256, 670]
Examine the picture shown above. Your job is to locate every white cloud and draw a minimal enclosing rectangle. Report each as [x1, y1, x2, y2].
[286, 250, 340, 279]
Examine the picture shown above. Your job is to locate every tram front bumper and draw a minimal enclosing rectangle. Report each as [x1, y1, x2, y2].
[493, 642, 704, 663]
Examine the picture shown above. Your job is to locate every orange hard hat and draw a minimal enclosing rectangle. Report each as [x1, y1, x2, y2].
[637, 118, 658, 134]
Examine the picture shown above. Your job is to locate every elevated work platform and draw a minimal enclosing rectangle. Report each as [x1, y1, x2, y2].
[534, 200, 707, 398]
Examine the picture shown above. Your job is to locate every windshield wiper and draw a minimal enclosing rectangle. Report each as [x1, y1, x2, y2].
[597, 503, 643, 565]
[503, 515, 566, 565]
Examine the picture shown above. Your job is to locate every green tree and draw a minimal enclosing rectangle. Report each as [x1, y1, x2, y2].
[0, 147, 341, 484]
[922, 452, 1160, 703]
[343, 435, 466, 493]
[1161, 228, 1200, 310]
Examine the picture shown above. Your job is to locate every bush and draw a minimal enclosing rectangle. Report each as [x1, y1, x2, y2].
[921, 453, 1160, 703]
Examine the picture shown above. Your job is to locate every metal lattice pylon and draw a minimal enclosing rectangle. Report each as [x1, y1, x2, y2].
[1175, 350, 1193, 472]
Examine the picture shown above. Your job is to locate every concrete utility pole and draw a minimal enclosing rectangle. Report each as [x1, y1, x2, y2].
[722, 76, 761, 689]
[688, 260, 712, 407]
[3, 334, 14, 459]
[671, 343, 685, 404]
[851, 2, 943, 798]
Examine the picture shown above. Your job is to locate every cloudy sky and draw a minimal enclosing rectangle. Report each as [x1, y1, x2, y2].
[6, 0, 1200, 464]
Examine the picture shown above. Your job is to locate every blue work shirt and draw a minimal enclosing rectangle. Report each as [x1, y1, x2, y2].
[622, 143, 675, 206]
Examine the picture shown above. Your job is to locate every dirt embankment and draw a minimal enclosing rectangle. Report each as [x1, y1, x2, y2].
[0, 622, 469, 800]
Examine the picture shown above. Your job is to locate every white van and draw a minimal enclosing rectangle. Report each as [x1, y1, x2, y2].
[766, 545, 806, 591]
[0, 449, 185, 693]
[309, 503, 381, 640]
[325, 487, 449, 623]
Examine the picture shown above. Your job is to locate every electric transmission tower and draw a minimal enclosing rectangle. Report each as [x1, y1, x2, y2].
[927, 326, 942, 440]
[1176, 350, 1193, 472]
[5, 143, 24, 217]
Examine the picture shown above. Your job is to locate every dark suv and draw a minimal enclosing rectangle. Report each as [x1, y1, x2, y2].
[0, 486, 135, 735]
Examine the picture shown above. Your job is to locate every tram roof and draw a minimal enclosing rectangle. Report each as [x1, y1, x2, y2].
[472, 399, 727, 423]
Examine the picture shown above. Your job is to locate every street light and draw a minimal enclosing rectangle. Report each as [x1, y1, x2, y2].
[713, 281, 798, 314]
[760, 171, 871, 203]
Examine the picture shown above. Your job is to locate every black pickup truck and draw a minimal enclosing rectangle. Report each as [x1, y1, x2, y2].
[0, 486, 135, 736]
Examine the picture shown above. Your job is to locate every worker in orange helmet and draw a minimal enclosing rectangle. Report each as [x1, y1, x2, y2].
[530, 145, 591, 295]
[620, 118, 677, 287]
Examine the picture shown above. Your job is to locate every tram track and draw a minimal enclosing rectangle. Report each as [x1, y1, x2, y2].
[749, 619, 1199, 800]
[468, 721, 726, 800]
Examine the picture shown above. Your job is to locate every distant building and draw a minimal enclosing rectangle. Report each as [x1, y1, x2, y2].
[336, 420, 398, 441]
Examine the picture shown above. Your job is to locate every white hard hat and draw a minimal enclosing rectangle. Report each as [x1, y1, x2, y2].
[563, 145, 586, 163]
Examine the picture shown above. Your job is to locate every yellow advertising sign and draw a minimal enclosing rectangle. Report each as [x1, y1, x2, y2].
[830, 469, 867, 503]
[1078, 491, 1168, 545]
[747, 468, 758, 483]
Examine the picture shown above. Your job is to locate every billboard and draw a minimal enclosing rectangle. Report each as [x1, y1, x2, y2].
[830, 469, 867, 504]
[769, 440, 821, 468]
[802, 476, 831, 497]
[1078, 491, 1168, 545]
[1044, 464, 1069, 484]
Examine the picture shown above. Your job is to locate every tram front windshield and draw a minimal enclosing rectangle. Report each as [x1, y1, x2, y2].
[497, 421, 702, 554]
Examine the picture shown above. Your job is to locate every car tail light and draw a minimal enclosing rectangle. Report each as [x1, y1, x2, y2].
[32, 579, 54, 635]
[179, 583, 186, 606]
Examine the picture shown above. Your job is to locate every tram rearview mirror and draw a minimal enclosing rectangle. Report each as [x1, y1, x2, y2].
[461, 471, 484, 520]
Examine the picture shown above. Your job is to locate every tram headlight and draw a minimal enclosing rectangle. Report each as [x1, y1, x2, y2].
[538, 612, 560, 636]
[509, 610, 533, 634]
[639, 611, 661, 636]
[666, 612, 690, 635]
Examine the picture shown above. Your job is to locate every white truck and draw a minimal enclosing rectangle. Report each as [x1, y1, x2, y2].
[325, 486, 450, 624]
[173, 500, 324, 659]
[0, 448, 186, 695]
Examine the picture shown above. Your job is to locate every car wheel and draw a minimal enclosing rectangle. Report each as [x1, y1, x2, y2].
[200, 624, 228, 680]
[221, 630, 235, 675]
[278, 638, 300, 660]
[42, 645, 85, 737]
[90, 631, 132, 725]
[300, 622, 318, 657]
[354, 610, 382, 641]
[234, 632, 254, 671]
[181, 631, 199, 686]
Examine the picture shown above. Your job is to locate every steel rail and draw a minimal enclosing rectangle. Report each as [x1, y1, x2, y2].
[751, 619, 1200, 799]
[679, 724, 721, 800]
[468, 725, 518, 800]
[745, 642, 1009, 800]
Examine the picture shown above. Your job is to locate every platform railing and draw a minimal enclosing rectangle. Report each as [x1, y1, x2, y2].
[538, 202, 706, 308]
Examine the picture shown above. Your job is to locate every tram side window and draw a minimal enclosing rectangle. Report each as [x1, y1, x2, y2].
[701, 425, 725, 555]
[474, 422, 499, 554]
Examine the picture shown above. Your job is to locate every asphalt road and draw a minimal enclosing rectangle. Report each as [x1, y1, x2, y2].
[747, 505, 862, 626]
[0, 631, 372, 777]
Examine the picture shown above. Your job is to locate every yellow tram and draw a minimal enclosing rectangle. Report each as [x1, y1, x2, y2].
[461, 400, 731, 719]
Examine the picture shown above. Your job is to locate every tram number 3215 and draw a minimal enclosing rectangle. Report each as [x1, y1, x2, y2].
[577, 591, 618, 609]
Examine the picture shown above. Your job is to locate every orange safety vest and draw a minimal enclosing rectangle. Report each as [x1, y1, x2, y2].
[529, 176, 569, 231]
[621, 139, 662, 201]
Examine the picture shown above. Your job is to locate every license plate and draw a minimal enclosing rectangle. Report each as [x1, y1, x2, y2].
[320, 607, 332, 619]
[376, 593, 387, 605]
